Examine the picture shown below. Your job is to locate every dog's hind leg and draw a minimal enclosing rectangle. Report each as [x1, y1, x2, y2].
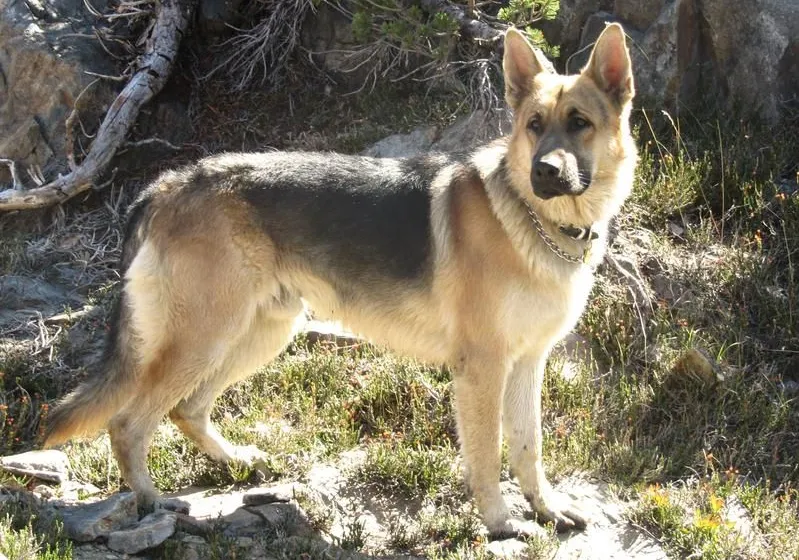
[107, 343, 204, 512]
[169, 302, 302, 471]
[503, 354, 588, 531]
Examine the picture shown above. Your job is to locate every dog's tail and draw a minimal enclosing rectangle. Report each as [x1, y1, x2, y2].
[44, 194, 153, 447]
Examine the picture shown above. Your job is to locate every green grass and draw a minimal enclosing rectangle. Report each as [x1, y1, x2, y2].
[0, 494, 72, 560]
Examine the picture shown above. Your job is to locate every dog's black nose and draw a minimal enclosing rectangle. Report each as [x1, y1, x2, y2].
[534, 159, 561, 180]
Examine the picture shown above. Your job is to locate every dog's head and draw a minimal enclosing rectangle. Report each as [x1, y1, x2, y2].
[502, 24, 637, 225]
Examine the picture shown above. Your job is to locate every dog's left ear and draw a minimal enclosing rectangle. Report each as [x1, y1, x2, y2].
[584, 23, 635, 106]
[503, 28, 551, 110]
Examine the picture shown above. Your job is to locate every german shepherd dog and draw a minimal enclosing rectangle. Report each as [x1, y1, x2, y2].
[45, 24, 636, 536]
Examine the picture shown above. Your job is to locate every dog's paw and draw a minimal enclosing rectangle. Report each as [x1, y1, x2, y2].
[137, 495, 191, 516]
[487, 517, 548, 539]
[229, 444, 273, 479]
[526, 489, 589, 532]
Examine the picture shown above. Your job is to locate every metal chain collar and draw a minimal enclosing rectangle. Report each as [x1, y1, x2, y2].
[523, 204, 594, 265]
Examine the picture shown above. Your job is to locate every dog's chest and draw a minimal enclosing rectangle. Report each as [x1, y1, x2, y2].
[501, 266, 595, 355]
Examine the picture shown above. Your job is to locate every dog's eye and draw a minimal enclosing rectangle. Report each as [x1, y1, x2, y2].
[528, 116, 543, 134]
[568, 115, 591, 132]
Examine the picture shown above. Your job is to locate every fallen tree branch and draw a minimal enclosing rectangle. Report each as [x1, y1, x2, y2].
[0, 0, 195, 211]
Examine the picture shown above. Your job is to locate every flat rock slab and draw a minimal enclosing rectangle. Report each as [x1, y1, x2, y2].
[242, 482, 303, 505]
[56, 492, 138, 542]
[0, 449, 70, 483]
[107, 510, 177, 554]
[166, 487, 249, 519]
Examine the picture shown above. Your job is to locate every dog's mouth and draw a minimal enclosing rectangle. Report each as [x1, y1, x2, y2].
[531, 175, 590, 199]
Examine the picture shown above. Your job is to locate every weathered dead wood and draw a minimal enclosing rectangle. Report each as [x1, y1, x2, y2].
[0, 0, 195, 211]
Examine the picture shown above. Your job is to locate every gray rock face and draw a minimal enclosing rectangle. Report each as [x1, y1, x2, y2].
[700, 0, 799, 122]
[0, 276, 85, 328]
[0, 0, 115, 184]
[106, 511, 177, 554]
[362, 127, 438, 159]
[362, 109, 512, 160]
[542, 0, 612, 57]
[613, 0, 667, 32]
[56, 492, 138, 542]
[552, 0, 799, 122]
[0, 449, 70, 483]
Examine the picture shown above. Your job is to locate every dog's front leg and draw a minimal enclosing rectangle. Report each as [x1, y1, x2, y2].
[503, 354, 588, 531]
[453, 352, 541, 537]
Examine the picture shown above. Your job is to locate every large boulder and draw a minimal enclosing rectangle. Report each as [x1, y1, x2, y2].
[0, 0, 116, 184]
[550, 0, 799, 122]
[700, 0, 799, 122]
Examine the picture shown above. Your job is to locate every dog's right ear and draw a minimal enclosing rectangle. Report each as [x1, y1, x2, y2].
[503, 28, 549, 110]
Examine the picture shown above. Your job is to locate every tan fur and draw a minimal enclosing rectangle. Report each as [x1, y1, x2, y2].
[45, 24, 637, 536]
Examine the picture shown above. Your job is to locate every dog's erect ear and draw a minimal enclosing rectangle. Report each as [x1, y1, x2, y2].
[584, 23, 635, 106]
[503, 28, 550, 110]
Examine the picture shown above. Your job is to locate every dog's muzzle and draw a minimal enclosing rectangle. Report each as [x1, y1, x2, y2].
[531, 152, 588, 199]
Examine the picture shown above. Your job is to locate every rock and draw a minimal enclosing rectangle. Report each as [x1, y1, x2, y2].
[721, 495, 754, 541]
[553, 332, 597, 382]
[169, 487, 249, 520]
[672, 347, 723, 386]
[220, 507, 263, 536]
[361, 108, 512, 162]
[106, 511, 177, 554]
[302, 320, 364, 351]
[362, 126, 438, 159]
[541, 0, 612, 58]
[72, 543, 129, 559]
[700, 0, 799, 122]
[667, 221, 685, 238]
[431, 109, 512, 153]
[174, 512, 211, 536]
[0, 449, 69, 483]
[486, 538, 530, 558]
[33, 484, 55, 499]
[0, 119, 53, 180]
[565, 0, 799, 122]
[651, 272, 692, 307]
[0, 276, 84, 322]
[56, 493, 138, 542]
[59, 480, 102, 502]
[236, 536, 254, 547]
[613, 0, 667, 31]
[0, 0, 115, 184]
[181, 535, 207, 545]
[242, 482, 302, 505]
[269, 536, 369, 560]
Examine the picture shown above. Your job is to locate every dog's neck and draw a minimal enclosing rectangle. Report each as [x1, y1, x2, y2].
[481, 156, 607, 269]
